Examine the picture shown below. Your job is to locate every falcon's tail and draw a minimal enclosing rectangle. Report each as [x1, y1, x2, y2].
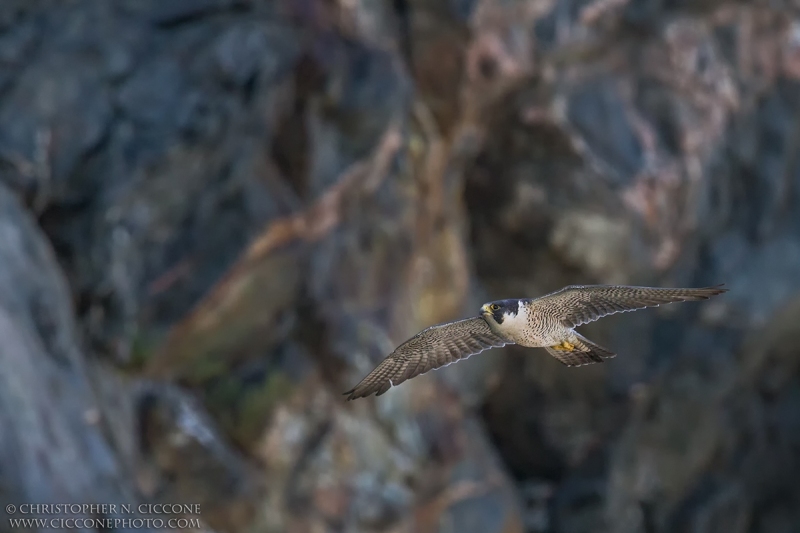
[574, 332, 616, 360]
[546, 332, 617, 367]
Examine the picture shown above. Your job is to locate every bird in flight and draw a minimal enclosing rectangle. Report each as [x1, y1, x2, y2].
[343, 284, 727, 400]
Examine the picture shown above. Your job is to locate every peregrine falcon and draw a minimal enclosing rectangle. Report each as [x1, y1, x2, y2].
[343, 284, 727, 400]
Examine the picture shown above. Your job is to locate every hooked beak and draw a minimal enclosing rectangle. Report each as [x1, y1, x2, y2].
[481, 304, 491, 315]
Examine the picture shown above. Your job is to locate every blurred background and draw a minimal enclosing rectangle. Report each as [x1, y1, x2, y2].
[0, 0, 799, 532]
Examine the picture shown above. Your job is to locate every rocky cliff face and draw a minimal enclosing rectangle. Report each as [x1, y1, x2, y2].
[0, 1, 799, 532]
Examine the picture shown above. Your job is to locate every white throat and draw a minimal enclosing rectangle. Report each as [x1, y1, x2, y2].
[497, 304, 529, 343]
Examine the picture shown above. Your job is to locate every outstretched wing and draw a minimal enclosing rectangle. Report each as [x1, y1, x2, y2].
[343, 317, 511, 400]
[539, 284, 727, 329]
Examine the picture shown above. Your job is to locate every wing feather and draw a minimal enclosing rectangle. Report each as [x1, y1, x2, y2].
[343, 316, 511, 400]
[538, 284, 728, 328]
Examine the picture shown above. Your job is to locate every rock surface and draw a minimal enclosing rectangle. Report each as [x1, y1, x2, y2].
[0, 1, 799, 533]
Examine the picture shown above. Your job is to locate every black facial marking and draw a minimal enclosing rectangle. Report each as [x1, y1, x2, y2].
[493, 307, 504, 324]
[488, 299, 519, 324]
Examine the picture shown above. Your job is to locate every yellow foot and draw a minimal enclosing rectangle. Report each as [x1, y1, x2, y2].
[551, 341, 575, 352]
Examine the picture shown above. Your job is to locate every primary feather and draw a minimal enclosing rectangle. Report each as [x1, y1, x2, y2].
[343, 317, 509, 400]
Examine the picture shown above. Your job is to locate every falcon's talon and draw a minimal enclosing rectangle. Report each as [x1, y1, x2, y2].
[343, 284, 728, 399]
[552, 341, 575, 352]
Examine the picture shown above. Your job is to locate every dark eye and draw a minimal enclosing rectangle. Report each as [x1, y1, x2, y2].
[490, 304, 500, 311]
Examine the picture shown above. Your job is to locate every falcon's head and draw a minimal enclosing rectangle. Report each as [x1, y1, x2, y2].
[480, 299, 520, 326]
